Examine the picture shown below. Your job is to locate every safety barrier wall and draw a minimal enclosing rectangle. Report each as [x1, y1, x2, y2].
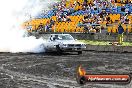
[51, 23, 132, 33]
[70, 33, 132, 42]
[33, 33, 132, 42]
[85, 45, 132, 53]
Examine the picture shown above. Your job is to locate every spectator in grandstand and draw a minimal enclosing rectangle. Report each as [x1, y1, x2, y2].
[62, 16, 67, 22]
[84, 25, 89, 33]
[97, 18, 102, 24]
[83, 0, 88, 7]
[77, 21, 83, 27]
[89, 26, 96, 34]
[124, 14, 129, 23]
[99, 9, 107, 18]
[125, 7, 129, 15]
[57, 15, 62, 22]
[37, 23, 44, 32]
[66, 15, 71, 22]
[120, 16, 124, 22]
[49, 19, 55, 29]
[82, 14, 89, 23]
[95, 26, 100, 33]
[68, 7, 75, 14]
[45, 22, 50, 32]
[76, 0, 81, 6]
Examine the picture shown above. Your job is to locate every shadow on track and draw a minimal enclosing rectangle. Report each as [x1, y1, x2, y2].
[0, 52, 80, 56]
[44, 52, 80, 56]
[0, 52, 45, 56]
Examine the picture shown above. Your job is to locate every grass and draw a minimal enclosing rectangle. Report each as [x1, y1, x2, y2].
[79, 40, 132, 46]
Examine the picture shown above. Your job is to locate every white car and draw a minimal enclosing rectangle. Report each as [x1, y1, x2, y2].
[44, 34, 86, 54]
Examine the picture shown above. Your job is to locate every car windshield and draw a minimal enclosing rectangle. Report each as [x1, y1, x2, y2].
[54, 35, 74, 40]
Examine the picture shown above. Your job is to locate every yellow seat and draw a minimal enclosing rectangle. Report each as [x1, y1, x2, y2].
[127, 25, 132, 33]
[112, 25, 118, 33]
[122, 24, 127, 32]
[51, 16, 57, 21]
[107, 26, 112, 33]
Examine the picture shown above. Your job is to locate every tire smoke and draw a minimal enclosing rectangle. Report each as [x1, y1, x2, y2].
[0, 0, 56, 53]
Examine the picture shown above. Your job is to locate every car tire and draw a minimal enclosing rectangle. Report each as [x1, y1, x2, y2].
[56, 45, 62, 54]
[78, 51, 82, 55]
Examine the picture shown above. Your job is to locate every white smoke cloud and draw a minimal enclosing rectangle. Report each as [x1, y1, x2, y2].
[0, 0, 56, 53]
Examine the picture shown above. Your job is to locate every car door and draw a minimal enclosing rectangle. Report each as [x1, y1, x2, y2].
[46, 36, 57, 51]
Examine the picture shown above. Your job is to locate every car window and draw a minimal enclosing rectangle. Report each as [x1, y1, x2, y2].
[51, 34, 74, 40]
[58, 35, 74, 40]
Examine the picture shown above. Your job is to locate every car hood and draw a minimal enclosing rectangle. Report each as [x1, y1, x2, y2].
[56, 40, 85, 45]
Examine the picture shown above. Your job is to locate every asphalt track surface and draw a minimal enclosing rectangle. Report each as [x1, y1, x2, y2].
[0, 51, 131, 88]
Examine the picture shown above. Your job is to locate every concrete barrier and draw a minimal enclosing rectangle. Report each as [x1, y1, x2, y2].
[70, 33, 132, 42]
[34, 33, 132, 42]
[85, 45, 132, 53]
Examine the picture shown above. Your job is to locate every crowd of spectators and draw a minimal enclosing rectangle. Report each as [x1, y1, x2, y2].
[52, 0, 73, 22]
[36, 0, 131, 33]
[51, 0, 131, 22]
[75, 0, 132, 33]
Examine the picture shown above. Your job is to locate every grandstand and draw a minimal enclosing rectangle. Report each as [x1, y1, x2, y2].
[23, 0, 132, 33]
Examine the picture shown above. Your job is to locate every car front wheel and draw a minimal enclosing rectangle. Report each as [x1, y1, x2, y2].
[56, 45, 62, 54]
[78, 51, 82, 55]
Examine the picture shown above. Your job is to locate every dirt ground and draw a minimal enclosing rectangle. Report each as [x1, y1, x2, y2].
[0, 51, 131, 88]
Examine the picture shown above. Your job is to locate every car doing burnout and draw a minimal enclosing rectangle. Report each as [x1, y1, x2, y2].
[44, 34, 86, 54]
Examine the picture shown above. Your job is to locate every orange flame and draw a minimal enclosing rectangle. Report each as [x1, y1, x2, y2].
[78, 65, 86, 76]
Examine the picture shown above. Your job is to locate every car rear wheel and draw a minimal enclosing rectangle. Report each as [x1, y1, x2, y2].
[78, 51, 82, 55]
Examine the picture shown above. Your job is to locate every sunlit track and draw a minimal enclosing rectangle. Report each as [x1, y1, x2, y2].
[0, 52, 131, 88]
